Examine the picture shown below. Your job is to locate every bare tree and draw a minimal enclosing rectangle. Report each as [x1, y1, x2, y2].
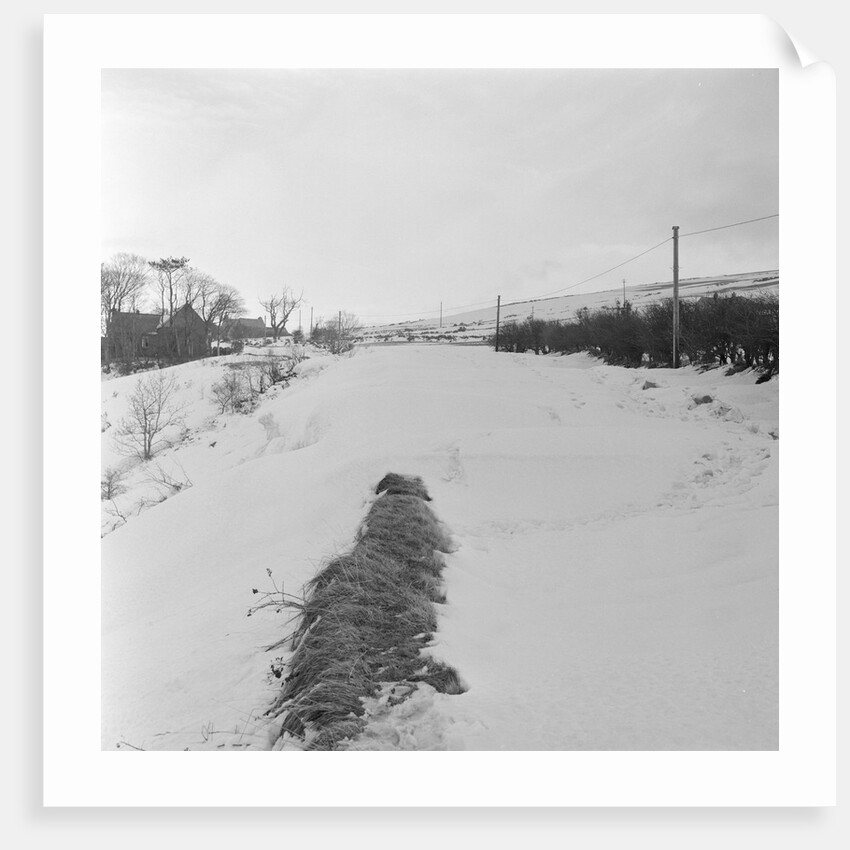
[214, 286, 246, 350]
[178, 268, 209, 310]
[260, 294, 281, 338]
[317, 311, 362, 354]
[193, 280, 246, 352]
[101, 253, 151, 334]
[114, 373, 185, 461]
[168, 267, 205, 356]
[149, 256, 190, 322]
[188, 270, 219, 332]
[260, 287, 303, 341]
[155, 266, 245, 359]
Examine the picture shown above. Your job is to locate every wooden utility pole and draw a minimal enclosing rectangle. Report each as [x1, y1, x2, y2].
[495, 295, 501, 352]
[623, 278, 626, 310]
[310, 306, 314, 337]
[672, 225, 680, 368]
[440, 302, 442, 328]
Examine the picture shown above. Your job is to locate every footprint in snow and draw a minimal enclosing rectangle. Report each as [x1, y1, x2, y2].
[444, 445, 465, 483]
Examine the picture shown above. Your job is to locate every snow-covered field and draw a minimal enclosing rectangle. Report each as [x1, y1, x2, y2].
[102, 343, 778, 751]
[359, 269, 779, 344]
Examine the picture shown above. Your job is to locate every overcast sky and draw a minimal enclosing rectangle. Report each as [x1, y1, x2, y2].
[102, 69, 777, 326]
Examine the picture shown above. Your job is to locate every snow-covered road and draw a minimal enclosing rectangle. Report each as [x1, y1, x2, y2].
[102, 345, 778, 750]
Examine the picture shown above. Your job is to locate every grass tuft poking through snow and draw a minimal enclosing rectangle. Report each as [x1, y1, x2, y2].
[375, 472, 433, 501]
[268, 474, 464, 750]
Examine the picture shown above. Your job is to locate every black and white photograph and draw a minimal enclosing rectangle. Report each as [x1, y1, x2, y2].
[98, 66, 781, 753]
[34, 11, 838, 816]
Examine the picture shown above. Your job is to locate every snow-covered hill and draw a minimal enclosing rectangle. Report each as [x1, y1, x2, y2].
[102, 344, 778, 751]
[359, 269, 779, 344]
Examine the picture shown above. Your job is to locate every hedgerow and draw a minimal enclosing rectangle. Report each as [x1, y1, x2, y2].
[493, 293, 778, 374]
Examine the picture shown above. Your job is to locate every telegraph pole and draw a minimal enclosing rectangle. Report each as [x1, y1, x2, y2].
[672, 225, 680, 368]
[495, 295, 501, 352]
[623, 278, 626, 310]
[310, 306, 313, 338]
[440, 302, 442, 328]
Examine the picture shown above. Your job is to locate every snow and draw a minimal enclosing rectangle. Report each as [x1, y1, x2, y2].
[102, 344, 778, 751]
[358, 269, 779, 343]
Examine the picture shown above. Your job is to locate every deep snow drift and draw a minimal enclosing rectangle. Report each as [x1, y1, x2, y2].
[101, 344, 778, 751]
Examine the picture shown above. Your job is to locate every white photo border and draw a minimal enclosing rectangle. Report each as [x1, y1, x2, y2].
[43, 12, 836, 806]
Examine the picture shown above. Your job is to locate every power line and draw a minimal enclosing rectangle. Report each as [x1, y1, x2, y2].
[679, 213, 778, 239]
[361, 212, 779, 324]
[512, 212, 779, 305]
[536, 237, 672, 298]
[358, 308, 440, 319]
[358, 296, 501, 320]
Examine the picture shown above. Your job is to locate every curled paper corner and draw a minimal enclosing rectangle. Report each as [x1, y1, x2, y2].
[763, 15, 823, 69]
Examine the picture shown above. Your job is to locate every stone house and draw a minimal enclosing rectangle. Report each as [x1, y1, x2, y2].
[105, 310, 162, 361]
[225, 316, 267, 340]
[106, 305, 209, 362]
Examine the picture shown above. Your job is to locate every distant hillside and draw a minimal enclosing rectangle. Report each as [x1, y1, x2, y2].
[359, 270, 778, 345]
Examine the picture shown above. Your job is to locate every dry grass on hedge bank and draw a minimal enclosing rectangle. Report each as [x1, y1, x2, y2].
[267, 474, 464, 750]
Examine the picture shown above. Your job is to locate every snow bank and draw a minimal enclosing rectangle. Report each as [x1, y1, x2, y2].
[102, 346, 777, 750]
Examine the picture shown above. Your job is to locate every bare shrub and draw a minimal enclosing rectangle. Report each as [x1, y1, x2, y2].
[101, 467, 127, 501]
[113, 372, 185, 461]
[145, 461, 193, 496]
[211, 371, 251, 414]
[243, 365, 263, 400]
[212, 358, 294, 414]
[103, 499, 129, 532]
[259, 356, 295, 388]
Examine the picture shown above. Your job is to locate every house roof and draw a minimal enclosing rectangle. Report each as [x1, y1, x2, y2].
[232, 317, 265, 329]
[108, 311, 161, 334]
[158, 304, 204, 330]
